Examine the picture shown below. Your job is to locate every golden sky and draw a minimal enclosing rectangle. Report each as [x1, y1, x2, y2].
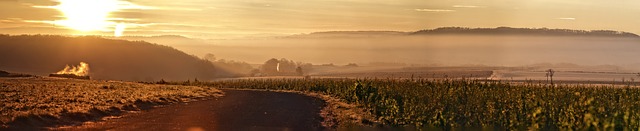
[1, 0, 639, 39]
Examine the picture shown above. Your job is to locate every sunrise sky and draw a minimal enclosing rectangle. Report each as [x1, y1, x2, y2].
[1, 0, 639, 39]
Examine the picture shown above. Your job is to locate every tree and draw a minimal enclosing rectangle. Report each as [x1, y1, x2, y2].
[296, 67, 304, 76]
[258, 58, 313, 76]
[250, 69, 261, 76]
[546, 69, 555, 85]
[260, 58, 280, 75]
[204, 53, 216, 62]
[203, 53, 255, 77]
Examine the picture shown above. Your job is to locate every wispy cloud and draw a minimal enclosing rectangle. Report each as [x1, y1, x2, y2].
[32, 0, 153, 10]
[31, 0, 200, 11]
[150, 6, 203, 11]
[0, 0, 19, 2]
[0, 18, 22, 23]
[414, 9, 455, 12]
[556, 17, 576, 20]
[105, 18, 144, 22]
[452, 5, 485, 8]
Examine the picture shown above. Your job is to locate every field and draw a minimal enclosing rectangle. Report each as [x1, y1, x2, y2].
[4, 66, 640, 130]
[308, 65, 640, 85]
[309, 66, 494, 79]
[492, 70, 640, 84]
[0, 77, 222, 129]
[175, 78, 640, 130]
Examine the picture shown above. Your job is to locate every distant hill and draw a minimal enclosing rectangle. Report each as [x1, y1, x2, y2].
[116, 35, 195, 42]
[0, 35, 226, 81]
[282, 31, 407, 38]
[0, 70, 34, 77]
[284, 27, 639, 38]
[111, 35, 208, 47]
[411, 27, 639, 37]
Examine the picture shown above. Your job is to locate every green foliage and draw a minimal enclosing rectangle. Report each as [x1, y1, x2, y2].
[178, 78, 640, 130]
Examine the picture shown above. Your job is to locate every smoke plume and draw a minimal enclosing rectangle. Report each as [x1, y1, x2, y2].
[56, 62, 90, 76]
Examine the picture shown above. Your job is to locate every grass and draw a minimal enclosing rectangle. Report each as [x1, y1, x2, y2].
[0, 77, 222, 129]
[174, 78, 640, 130]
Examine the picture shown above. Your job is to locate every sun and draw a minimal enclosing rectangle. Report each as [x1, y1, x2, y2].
[52, 0, 120, 31]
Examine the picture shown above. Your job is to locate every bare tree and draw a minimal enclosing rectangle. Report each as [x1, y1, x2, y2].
[635, 73, 640, 87]
[546, 69, 555, 85]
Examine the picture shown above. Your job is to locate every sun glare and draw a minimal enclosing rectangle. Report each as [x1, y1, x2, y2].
[52, 0, 119, 31]
[114, 23, 126, 37]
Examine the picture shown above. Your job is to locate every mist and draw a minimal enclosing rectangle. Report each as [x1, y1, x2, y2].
[132, 35, 640, 70]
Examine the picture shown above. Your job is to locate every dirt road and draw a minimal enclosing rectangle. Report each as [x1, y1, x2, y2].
[71, 89, 327, 131]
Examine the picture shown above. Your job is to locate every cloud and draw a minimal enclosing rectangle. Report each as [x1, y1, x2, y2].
[106, 18, 142, 22]
[556, 17, 576, 20]
[0, 18, 22, 23]
[452, 5, 486, 8]
[32, 0, 154, 10]
[414, 9, 455, 12]
[149, 6, 203, 11]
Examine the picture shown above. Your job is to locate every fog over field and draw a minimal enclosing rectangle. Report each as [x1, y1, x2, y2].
[4, 28, 637, 81]
[122, 34, 640, 71]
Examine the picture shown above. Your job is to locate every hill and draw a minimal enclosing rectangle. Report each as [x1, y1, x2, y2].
[113, 35, 208, 47]
[0, 70, 34, 77]
[0, 35, 224, 81]
[284, 27, 639, 38]
[411, 27, 639, 37]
